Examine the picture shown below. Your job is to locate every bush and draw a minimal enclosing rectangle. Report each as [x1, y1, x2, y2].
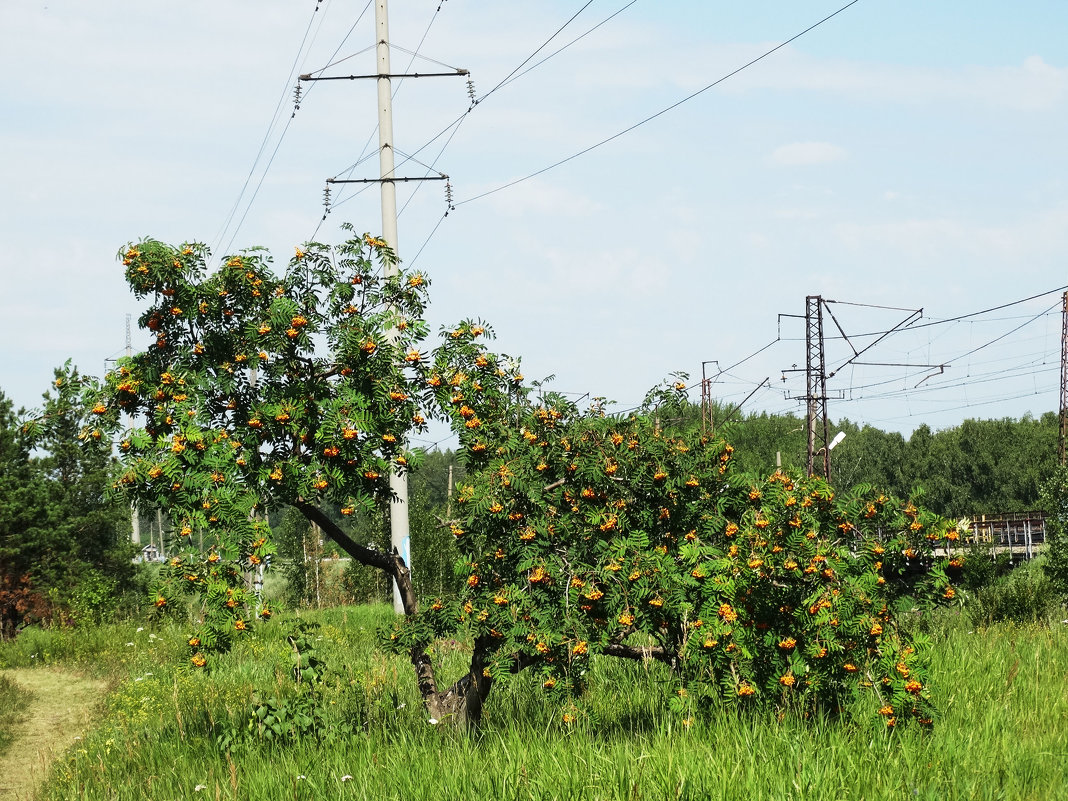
[967, 559, 1061, 627]
[958, 541, 1013, 592]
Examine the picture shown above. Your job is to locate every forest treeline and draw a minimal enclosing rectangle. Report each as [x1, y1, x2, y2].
[721, 406, 1060, 518]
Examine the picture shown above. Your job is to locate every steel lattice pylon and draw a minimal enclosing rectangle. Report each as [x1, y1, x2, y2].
[805, 295, 831, 480]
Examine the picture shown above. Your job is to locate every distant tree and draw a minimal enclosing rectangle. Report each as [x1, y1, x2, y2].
[34, 368, 135, 605]
[0, 391, 53, 635]
[722, 410, 807, 475]
[1041, 465, 1068, 598]
[1, 378, 133, 635]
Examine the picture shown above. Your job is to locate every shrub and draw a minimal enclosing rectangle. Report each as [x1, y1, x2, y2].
[967, 559, 1061, 627]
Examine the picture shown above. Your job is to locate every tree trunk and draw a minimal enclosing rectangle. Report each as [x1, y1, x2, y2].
[293, 500, 502, 728]
[423, 637, 497, 728]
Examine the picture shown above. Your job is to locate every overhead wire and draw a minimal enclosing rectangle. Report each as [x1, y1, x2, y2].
[217, 1, 378, 259]
[210, 0, 334, 261]
[310, 0, 452, 240]
[322, 0, 640, 266]
[454, 0, 865, 207]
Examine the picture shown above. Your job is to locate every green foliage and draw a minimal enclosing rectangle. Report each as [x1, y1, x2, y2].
[29, 227, 449, 658]
[391, 341, 959, 727]
[66, 570, 120, 626]
[727, 411, 1059, 519]
[2, 377, 134, 635]
[215, 622, 353, 750]
[956, 540, 1012, 593]
[1041, 465, 1068, 598]
[967, 559, 1061, 627]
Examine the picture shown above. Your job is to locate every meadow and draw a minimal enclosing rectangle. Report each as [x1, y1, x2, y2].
[2, 599, 1068, 801]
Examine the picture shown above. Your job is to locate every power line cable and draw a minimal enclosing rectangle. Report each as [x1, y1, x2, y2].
[336, 0, 644, 247]
[455, 0, 864, 207]
[210, 0, 330, 260]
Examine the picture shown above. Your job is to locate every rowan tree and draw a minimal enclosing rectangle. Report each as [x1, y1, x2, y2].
[392, 358, 953, 728]
[30, 227, 954, 729]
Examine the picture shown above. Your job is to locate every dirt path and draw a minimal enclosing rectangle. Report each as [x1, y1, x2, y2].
[0, 668, 106, 801]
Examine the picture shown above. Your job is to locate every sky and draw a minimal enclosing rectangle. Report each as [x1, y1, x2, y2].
[2, 0, 1067, 452]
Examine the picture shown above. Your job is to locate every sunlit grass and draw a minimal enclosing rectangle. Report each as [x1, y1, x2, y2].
[3, 606, 1068, 800]
[0, 672, 31, 755]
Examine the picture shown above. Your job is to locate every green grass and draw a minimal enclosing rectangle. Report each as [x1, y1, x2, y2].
[3, 606, 1068, 800]
[0, 672, 32, 756]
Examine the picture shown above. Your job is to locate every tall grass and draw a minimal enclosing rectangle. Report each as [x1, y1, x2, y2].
[4, 606, 1068, 800]
[0, 672, 32, 756]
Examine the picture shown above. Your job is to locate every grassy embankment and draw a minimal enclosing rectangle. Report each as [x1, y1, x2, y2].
[2, 598, 1068, 801]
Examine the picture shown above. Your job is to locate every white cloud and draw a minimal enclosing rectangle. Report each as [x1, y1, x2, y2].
[769, 142, 847, 166]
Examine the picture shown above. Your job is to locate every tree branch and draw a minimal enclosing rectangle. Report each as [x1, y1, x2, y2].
[602, 642, 670, 663]
[291, 498, 392, 573]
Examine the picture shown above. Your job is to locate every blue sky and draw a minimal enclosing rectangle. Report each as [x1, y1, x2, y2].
[2, 1, 1066, 450]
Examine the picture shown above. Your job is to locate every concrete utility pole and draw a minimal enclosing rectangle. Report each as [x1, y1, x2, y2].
[1060, 291, 1068, 466]
[300, 1, 466, 613]
[376, 0, 411, 614]
[126, 313, 141, 547]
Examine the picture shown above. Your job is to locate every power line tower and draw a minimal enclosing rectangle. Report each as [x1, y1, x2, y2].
[299, 1, 466, 613]
[804, 296, 831, 481]
[1060, 291, 1068, 466]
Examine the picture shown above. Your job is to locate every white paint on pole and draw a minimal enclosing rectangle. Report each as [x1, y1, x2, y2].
[376, 0, 411, 614]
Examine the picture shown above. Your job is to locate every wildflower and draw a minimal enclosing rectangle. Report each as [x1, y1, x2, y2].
[191, 653, 207, 668]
